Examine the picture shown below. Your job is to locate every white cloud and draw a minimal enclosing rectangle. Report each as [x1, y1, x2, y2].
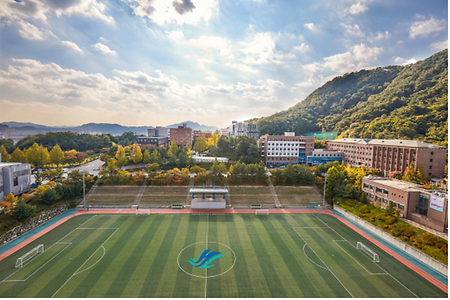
[347, 2, 368, 15]
[293, 43, 311, 53]
[127, 0, 217, 25]
[304, 23, 318, 32]
[91, 43, 118, 57]
[430, 40, 448, 51]
[393, 56, 417, 65]
[0, 0, 114, 25]
[341, 23, 365, 37]
[0, 59, 289, 127]
[16, 20, 55, 40]
[61, 41, 84, 53]
[410, 16, 447, 38]
[304, 44, 382, 74]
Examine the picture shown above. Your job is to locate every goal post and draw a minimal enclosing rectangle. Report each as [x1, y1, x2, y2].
[136, 209, 150, 215]
[255, 209, 269, 215]
[356, 242, 379, 263]
[15, 244, 44, 268]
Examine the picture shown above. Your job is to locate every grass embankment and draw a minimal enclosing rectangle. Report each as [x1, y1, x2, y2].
[338, 200, 448, 265]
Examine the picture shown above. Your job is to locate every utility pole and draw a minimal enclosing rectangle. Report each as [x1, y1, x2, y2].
[321, 173, 329, 208]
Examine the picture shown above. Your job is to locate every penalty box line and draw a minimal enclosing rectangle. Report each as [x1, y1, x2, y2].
[51, 227, 119, 298]
[1, 243, 73, 283]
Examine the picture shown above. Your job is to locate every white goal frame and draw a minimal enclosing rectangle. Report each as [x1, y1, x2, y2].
[255, 209, 269, 215]
[356, 241, 380, 263]
[15, 244, 44, 268]
[136, 209, 151, 215]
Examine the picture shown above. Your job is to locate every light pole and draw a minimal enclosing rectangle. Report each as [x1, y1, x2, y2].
[81, 170, 86, 209]
[321, 173, 329, 208]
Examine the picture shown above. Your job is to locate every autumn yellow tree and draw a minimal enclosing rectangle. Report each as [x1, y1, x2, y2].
[1, 193, 19, 215]
[0, 145, 10, 162]
[50, 144, 65, 166]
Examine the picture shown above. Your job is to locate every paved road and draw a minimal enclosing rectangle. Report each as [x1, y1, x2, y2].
[67, 159, 105, 176]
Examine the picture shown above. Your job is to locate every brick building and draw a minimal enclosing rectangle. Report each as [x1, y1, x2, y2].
[326, 139, 447, 178]
[169, 125, 194, 147]
[362, 176, 448, 232]
[258, 133, 314, 167]
[307, 149, 343, 166]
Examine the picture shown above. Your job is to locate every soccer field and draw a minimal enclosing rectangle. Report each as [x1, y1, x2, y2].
[0, 213, 446, 298]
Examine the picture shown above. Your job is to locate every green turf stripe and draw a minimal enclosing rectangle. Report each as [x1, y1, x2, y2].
[57, 215, 134, 297]
[1, 227, 104, 298]
[187, 215, 208, 297]
[225, 214, 255, 298]
[116, 215, 167, 297]
[279, 214, 353, 297]
[138, 215, 183, 297]
[87, 216, 159, 297]
[240, 214, 287, 297]
[253, 215, 305, 297]
[213, 215, 239, 298]
[25, 221, 121, 298]
[298, 221, 385, 298]
[172, 215, 202, 297]
[153, 215, 192, 297]
[204, 215, 222, 298]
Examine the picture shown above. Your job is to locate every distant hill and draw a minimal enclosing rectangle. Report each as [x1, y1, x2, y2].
[255, 49, 448, 146]
[1, 121, 218, 137]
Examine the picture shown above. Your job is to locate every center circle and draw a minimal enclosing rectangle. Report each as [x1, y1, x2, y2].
[177, 241, 236, 278]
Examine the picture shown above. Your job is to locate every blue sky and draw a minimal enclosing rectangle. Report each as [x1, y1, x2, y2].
[0, 0, 447, 128]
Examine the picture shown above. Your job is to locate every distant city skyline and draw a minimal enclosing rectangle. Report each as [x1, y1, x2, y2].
[0, 0, 447, 128]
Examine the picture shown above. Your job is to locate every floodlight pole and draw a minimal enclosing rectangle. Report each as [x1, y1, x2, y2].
[321, 173, 329, 208]
[82, 171, 86, 208]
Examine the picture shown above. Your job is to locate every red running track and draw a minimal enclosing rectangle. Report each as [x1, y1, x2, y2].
[0, 208, 447, 293]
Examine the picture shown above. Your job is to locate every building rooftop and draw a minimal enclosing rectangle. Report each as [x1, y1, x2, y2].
[330, 138, 446, 149]
[364, 176, 448, 197]
[0, 162, 27, 169]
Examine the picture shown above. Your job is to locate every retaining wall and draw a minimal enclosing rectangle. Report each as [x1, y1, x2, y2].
[333, 205, 448, 276]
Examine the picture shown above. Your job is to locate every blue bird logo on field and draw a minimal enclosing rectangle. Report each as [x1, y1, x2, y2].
[188, 249, 225, 269]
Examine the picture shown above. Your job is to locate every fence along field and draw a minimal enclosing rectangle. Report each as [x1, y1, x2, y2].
[0, 214, 446, 298]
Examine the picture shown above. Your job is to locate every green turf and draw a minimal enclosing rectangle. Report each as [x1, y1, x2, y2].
[0, 214, 446, 298]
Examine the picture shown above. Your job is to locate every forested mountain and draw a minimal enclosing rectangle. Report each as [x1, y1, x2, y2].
[256, 49, 448, 146]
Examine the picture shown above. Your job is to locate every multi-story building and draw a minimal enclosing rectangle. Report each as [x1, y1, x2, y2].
[0, 162, 31, 200]
[228, 121, 259, 139]
[147, 126, 169, 137]
[169, 125, 194, 147]
[136, 136, 169, 149]
[326, 139, 447, 178]
[307, 149, 343, 166]
[193, 130, 212, 140]
[361, 176, 448, 232]
[258, 132, 314, 167]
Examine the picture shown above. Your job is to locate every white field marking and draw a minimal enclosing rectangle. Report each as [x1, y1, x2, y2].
[205, 214, 209, 298]
[302, 244, 328, 271]
[374, 263, 419, 297]
[74, 245, 106, 275]
[2, 243, 72, 283]
[293, 227, 354, 298]
[176, 241, 236, 279]
[333, 241, 387, 275]
[314, 216, 347, 241]
[51, 228, 118, 298]
[0, 216, 95, 283]
[299, 227, 328, 229]
[317, 217, 418, 297]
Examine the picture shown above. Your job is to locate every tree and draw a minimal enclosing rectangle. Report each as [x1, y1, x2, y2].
[143, 149, 151, 164]
[10, 148, 26, 163]
[25, 143, 41, 166]
[150, 149, 161, 164]
[416, 165, 427, 184]
[402, 162, 416, 182]
[1, 193, 19, 215]
[42, 168, 64, 181]
[34, 171, 43, 186]
[0, 145, 10, 162]
[41, 188, 61, 205]
[50, 144, 65, 166]
[40, 146, 50, 166]
[13, 199, 35, 220]
[193, 136, 207, 153]
[130, 143, 143, 164]
[107, 158, 118, 173]
[168, 141, 179, 158]
[115, 145, 128, 168]
[146, 163, 159, 173]
[210, 158, 220, 175]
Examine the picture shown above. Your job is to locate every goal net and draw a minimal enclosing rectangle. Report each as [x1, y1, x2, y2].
[15, 244, 44, 268]
[356, 242, 379, 263]
[136, 209, 150, 215]
[255, 209, 269, 215]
